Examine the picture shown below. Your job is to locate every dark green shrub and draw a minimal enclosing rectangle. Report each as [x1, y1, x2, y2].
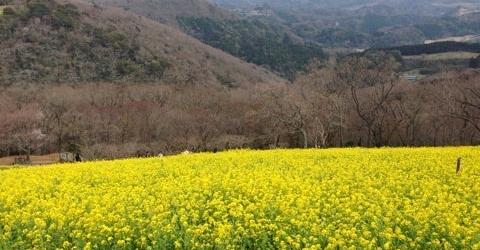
[2, 7, 16, 16]
[51, 4, 80, 29]
[27, 3, 50, 18]
[90, 29, 129, 50]
[108, 32, 128, 48]
[149, 59, 169, 78]
[116, 59, 139, 75]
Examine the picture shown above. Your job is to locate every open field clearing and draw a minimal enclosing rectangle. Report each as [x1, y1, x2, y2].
[425, 35, 480, 44]
[0, 148, 479, 249]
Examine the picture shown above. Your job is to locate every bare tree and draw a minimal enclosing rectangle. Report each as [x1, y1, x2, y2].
[338, 54, 399, 146]
[266, 86, 310, 148]
[454, 87, 480, 133]
[0, 104, 43, 161]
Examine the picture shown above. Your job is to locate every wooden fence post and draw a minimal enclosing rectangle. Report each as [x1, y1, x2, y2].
[456, 157, 462, 175]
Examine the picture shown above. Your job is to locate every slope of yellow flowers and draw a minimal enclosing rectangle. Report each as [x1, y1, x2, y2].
[0, 148, 479, 249]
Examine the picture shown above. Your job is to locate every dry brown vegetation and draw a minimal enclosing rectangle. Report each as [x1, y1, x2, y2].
[1, 0, 480, 161]
[1, 56, 479, 160]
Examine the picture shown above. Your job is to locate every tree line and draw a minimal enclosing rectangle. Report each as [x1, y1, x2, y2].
[381, 41, 480, 56]
[1, 53, 479, 159]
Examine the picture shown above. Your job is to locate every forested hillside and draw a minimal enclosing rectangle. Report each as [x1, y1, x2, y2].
[0, 0, 283, 85]
[0, 0, 167, 83]
[92, 0, 326, 79]
[93, 0, 234, 26]
[178, 17, 326, 79]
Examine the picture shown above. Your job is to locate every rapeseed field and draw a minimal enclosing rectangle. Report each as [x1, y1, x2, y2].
[0, 148, 479, 249]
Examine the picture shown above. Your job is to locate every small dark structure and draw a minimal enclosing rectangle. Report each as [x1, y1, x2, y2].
[456, 157, 462, 175]
[75, 153, 82, 162]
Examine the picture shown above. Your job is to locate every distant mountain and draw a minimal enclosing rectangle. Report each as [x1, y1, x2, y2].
[211, 0, 480, 49]
[211, 0, 480, 13]
[0, 0, 283, 86]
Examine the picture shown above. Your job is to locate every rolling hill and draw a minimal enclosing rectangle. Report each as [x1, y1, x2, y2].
[0, 0, 283, 86]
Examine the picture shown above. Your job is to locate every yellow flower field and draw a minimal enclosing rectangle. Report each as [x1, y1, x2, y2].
[0, 148, 479, 249]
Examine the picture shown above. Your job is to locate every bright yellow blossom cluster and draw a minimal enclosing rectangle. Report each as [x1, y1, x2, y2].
[0, 147, 479, 249]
